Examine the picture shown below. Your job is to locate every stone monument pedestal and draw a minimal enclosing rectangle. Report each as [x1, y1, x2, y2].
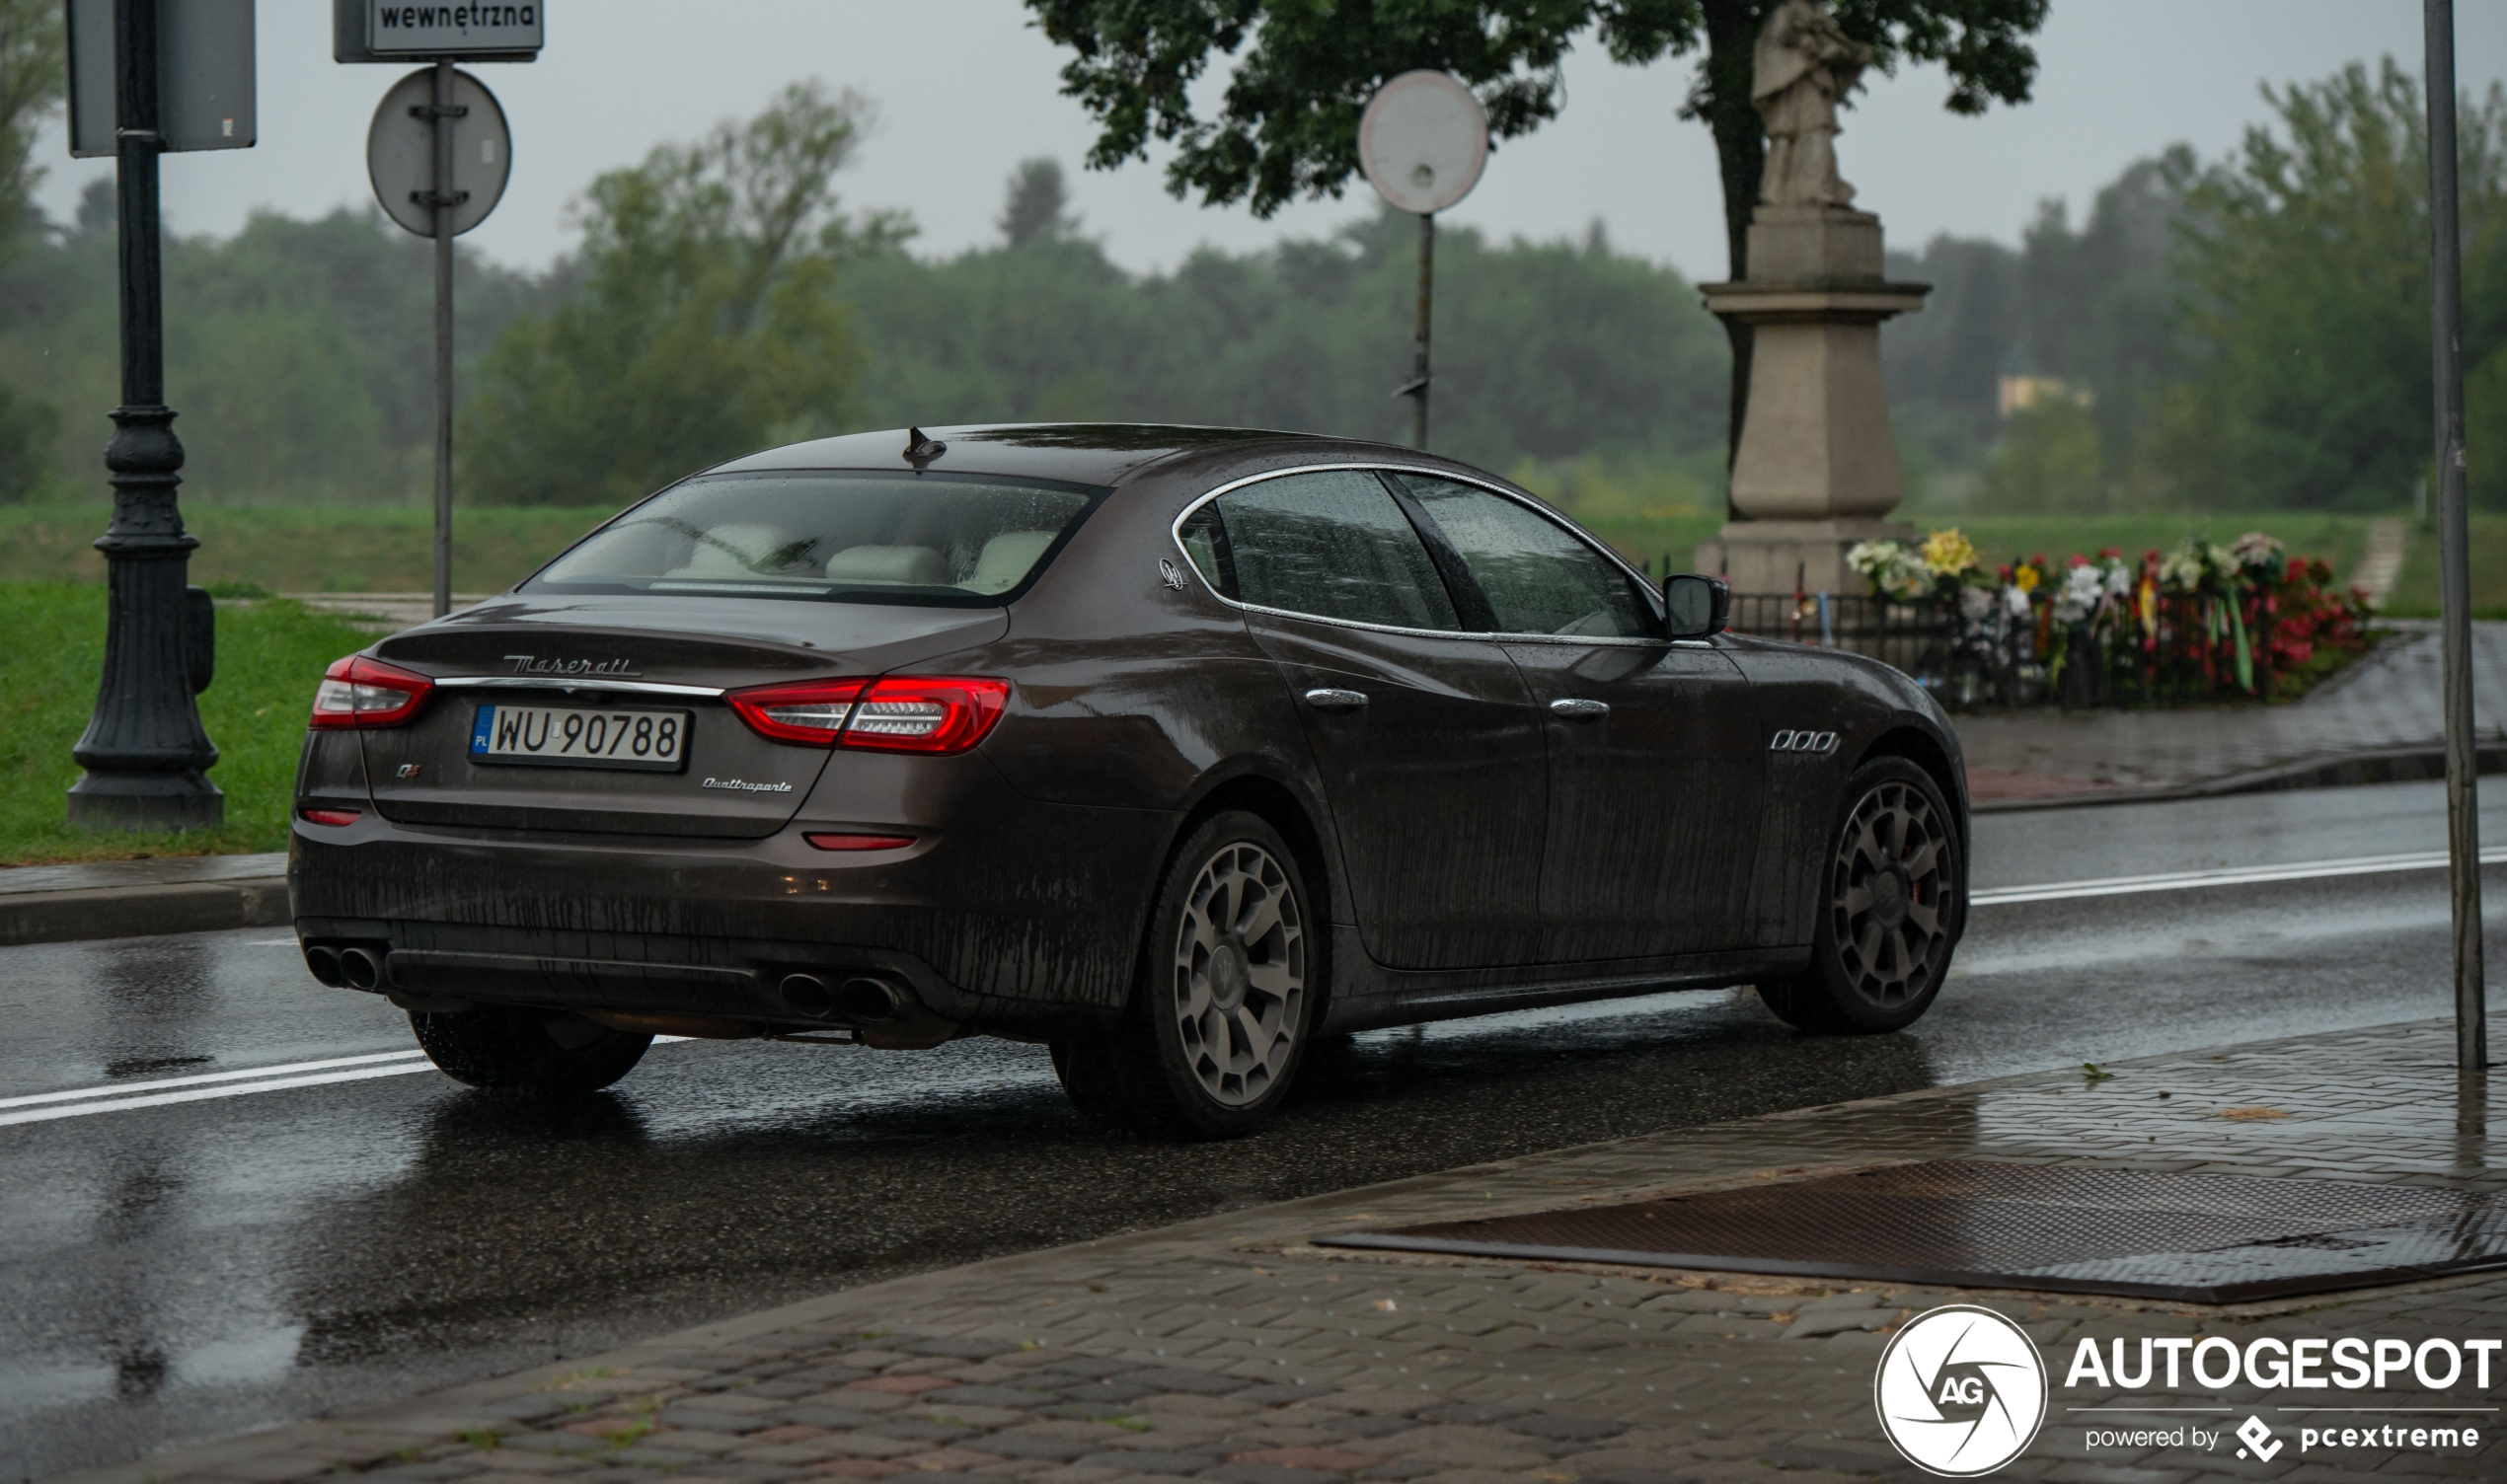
[1693, 203, 1928, 595]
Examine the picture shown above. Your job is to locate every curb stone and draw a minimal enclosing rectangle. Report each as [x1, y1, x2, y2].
[0, 874, 289, 948]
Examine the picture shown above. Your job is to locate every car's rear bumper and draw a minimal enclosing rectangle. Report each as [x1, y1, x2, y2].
[289, 769, 1175, 1038]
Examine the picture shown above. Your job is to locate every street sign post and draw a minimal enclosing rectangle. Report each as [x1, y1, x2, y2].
[1358, 72, 1487, 451]
[2423, 0, 2487, 1074]
[62, 0, 256, 834]
[342, 7, 539, 621]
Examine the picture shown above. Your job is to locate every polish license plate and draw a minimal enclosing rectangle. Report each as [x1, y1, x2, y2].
[469, 705, 691, 772]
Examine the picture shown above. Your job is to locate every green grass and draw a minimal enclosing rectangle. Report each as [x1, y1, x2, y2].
[0, 582, 383, 864]
[0, 502, 613, 592]
[2383, 514, 2507, 616]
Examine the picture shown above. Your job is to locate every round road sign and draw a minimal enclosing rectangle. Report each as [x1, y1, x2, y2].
[366, 67, 512, 238]
[1358, 71, 1488, 215]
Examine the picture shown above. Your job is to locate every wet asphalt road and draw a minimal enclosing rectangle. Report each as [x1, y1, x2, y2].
[4, 779, 2504, 1481]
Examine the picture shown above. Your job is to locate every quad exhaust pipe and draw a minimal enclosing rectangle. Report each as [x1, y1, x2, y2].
[339, 946, 386, 992]
[777, 972, 901, 1024]
[304, 941, 387, 991]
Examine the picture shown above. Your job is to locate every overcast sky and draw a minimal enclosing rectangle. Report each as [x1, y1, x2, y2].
[31, 1, 2507, 281]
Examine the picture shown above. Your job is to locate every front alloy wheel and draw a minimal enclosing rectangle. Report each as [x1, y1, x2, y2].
[1761, 757, 1962, 1033]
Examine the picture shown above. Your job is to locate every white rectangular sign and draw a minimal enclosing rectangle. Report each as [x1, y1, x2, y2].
[367, 3, 543, 56]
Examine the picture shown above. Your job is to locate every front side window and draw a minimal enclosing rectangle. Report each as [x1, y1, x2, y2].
[1395, 475, 1656, 638]
[1194, 470, 1461, 631]
[529, 472, 1102, 606]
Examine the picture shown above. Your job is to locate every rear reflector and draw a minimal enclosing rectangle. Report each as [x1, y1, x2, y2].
[728, 676, 1008, 755]
[308, 655, 434, 730]
[803, 832, 916, 852]
[298, 808, 362, 827]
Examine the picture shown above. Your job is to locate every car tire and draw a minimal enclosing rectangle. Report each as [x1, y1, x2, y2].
[1052, 810, 1317, 1138]
[410, 1006, 654, 1092]
[1759, 757, 1964, 1034]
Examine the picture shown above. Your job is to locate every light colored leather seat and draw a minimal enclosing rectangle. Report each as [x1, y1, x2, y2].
[960, 531, 1058, 594]
[663, 524, 810, 577]
[824, 545, 951, 586]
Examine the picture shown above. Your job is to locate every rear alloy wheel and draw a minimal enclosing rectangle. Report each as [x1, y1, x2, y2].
[1760, 758, 1963, 1034]
[410, 1005, 653, 1093]
[1053, 811, 1315, 1137]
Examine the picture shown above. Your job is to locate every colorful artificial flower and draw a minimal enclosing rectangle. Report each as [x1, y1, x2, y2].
[1919, 527, 1978, 578]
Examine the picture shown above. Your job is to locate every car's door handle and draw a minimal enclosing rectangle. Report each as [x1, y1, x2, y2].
[1302, 688, 1369, 712]
[1549, 697, 1610, 720]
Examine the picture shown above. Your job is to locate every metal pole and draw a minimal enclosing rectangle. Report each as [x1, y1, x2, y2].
[2427, 0, 2487, 1072]
[1412, 211, 1433, 449]
[430, 60, 455, 619]
[68, 0, 220, 832]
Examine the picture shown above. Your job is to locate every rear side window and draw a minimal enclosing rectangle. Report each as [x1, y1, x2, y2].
[1395, 475, 1655, 638]
[1194, 470, 1460, 631]
[529, 471, 1103, 606]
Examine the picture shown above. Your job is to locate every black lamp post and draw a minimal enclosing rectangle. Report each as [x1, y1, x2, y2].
[66, 0, 220, 832]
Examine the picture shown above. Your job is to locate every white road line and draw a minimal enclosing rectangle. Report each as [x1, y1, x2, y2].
[1973, 847, 2507, 907]
[0, 1036, 702, 1129]
[0, 1050, 430, 1110]
[0, 1063, 436, 1127]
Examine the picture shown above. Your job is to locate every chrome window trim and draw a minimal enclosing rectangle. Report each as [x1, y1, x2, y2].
[431, 676, 728, 699]
[1169, 462, 1682, 647]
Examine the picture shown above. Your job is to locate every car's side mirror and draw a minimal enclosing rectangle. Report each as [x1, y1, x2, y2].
[1664, 573, 1730, 639]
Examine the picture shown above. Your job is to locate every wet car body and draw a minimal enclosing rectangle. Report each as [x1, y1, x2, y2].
[291, 424, 1968, 1097]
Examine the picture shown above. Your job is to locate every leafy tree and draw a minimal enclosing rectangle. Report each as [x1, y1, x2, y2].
[463, 83, 897, 506]
[1978, 398, 2099, 512]
[0, 200, 550, 504]
[2160, 59, 2507, 510]
[0, 0, 63, 498]
[1000, 157, 1082, 247]
[1024, 0, 2047, 457]
[839, 204, 1728, 473]
[0, 0, 62, 251]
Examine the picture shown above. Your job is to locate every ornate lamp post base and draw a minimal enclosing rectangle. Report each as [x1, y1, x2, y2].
[68, 770, 224, 831]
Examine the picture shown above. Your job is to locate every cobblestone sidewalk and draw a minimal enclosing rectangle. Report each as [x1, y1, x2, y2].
[61, 1020, 2506, 1484]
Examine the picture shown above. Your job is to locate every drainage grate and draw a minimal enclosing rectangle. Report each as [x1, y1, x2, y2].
[1315, 1160, 2507, 1303]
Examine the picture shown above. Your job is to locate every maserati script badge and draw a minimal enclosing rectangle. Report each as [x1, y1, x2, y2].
[503, 654, 644, 678]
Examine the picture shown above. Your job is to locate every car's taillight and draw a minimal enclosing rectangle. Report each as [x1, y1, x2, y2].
[726, 676, 1009, 754]
[725, 679, 868, 746]
[308, 655, 434, 730]
[299, 808, 362, 827]
[838, 677, 1011, 754]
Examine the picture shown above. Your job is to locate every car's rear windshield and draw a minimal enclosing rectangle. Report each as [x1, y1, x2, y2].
[527, 471, 1108, 606]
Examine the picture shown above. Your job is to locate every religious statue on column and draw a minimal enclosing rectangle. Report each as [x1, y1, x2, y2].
[1753, 0, 1870, 208]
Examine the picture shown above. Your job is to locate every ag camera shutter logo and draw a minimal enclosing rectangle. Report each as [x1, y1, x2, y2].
[1874, 1304, 2049, 1475]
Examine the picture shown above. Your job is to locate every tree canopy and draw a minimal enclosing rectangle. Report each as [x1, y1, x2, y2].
[461, 83, 900, 506]
[1024, 0, 2045, 280]
[2161, 59, 2507, 510]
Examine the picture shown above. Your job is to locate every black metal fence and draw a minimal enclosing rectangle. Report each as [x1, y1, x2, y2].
[1722, 593, 2049, 711]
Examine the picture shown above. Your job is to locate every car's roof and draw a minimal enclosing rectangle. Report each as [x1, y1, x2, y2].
[707, 423, 1352, 488]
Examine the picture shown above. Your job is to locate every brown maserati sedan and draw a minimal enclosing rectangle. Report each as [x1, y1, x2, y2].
[291, 424, 1968, 1135]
